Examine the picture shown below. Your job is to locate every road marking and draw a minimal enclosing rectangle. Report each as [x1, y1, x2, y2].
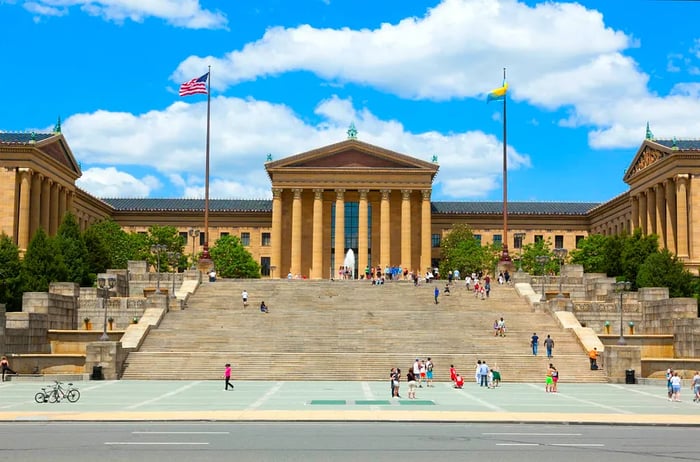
[125, 381, 202, 410]
[608, 383, 669, 400]
[524, 383, 632, 414]
[444, 383, 506, 411]
[362, 381, 381, 411]
[105, 442, 209, 445]
[483, 433, 582, 436]
[551, 444, 605, 447]
[132, 431, 230, 435]
[247, 381, 284, 410]
[496, 443, 540, 446]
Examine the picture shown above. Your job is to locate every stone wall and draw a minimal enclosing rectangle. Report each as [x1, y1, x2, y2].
[77, 295, 148, 331]
[22, 282, 79, 330]
[603, 345, 641, 383]
[85, 341, 125, 380]
[5, 312, 50, 353]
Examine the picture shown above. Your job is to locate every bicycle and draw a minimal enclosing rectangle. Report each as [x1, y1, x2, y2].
[34, 381, 80, 403]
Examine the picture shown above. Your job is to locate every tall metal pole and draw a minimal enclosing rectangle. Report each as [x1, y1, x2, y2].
[500, 67, 510, 263]
[202, 65, 212, 260]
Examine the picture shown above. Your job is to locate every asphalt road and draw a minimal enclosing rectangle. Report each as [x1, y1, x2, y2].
[1, 422, 698, 462]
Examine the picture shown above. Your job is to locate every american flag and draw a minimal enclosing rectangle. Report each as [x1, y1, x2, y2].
[179, 72, 209, 97]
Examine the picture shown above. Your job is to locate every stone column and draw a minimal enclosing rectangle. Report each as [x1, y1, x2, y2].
[270, 188, 283, 278]
[334, 189, 345, 273]
[290, 188, 303, 277]
[646, 188, 655, 235]
[59, 186, 67, 225]
[311, 188, 324, 279]
[676, 175, 689, 258]
[40, 178, 50, 233]
[401, 189, 412, 273]
[17, 168, 31, 250]
[638, 191, 647, 234]
[630, 195, 639, 233]
[664, 179, 677, 254]
[655, 184, 665, 248]
[421, 190, 432, 275]
[358, 189, 369, 276]
[66, 189, 74, 214]
[50, 182, 60, 235]
[30, 172, 42, 239]
[380, 189, 391, 268]
[689, 175, 700, 261]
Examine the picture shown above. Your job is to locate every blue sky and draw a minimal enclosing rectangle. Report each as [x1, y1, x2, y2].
[1, 0, 699, 202]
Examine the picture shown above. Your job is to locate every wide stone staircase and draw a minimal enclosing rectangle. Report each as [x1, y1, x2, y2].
[121, 279, 607, 383]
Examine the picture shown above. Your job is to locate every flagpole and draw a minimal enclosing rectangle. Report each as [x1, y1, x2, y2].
[201, 65, 212, 261]
[500, 67, 511, 263]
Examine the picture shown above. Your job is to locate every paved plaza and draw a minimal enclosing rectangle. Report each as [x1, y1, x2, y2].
[1, 379, 699, 425]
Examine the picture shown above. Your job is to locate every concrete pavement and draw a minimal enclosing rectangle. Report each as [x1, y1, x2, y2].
[1, 379, 699, 425]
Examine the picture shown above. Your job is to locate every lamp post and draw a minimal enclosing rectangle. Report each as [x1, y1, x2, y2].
[150, 244, 167, 294]
[553, 247, 568, 299]
[535, 255, 550, 302]
[167, 251, 181, 298]
[188, 228, 200, 269]
[613, 281, 631, 345]
[514, 233, 525, 272]
[97, 273, 117, 341]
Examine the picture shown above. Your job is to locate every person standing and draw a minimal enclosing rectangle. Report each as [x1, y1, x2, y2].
[531, 333, 539, 356]
[241, 289, 249, 308]
[413, 359, 422, 388]
[550, 364, 559, 392]
[426, 358, 434, 387]
[479, 360, 489, 387]
[434, 285, 439, 304]
[670, 371, 682, 402]
[545, 364, 555, 392]
[692, 371, 700, 402]
[406, 368, 417, 399]
[223, 363, 234, 390]
[449, 364, 457, 385]
[0, 356, 16, 382]
[544, 335, 554, 358]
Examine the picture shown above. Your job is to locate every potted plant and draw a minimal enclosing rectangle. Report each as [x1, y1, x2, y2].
[83, 317, 91, 330]
[107, 317, 114, 330]
[132, 317, 139, 324]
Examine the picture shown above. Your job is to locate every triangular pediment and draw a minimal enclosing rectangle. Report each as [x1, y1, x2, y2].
[623, 140, 672, 183]
[266, 139, 439, 172]
[36, 135, 82, 178]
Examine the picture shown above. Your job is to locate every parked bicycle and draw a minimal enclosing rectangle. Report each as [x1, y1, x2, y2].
[34, 381, 80, 403]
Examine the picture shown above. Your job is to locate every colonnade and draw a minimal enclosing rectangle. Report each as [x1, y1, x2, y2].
[16, 168, 74, 250]
[270, 187, 433, 279]
[630, 174, 692, 258]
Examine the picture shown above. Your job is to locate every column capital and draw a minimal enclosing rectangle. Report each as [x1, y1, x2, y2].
[358, 189, 369, 200]
[335, 188, 345, 200]
[421, 189, 431, 200]
[272, 187, 283, 198]
[401, 189, 412, 200]
[676, 174, 690, 183]
[292, 188, 303, 199]
[313, 188, 324, 200]
[380, 189, 391, 200]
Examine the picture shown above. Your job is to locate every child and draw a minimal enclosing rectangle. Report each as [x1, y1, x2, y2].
[454, 373, 464, 389]
[223, 363, 234, 390]
[449, 364, 457, 385]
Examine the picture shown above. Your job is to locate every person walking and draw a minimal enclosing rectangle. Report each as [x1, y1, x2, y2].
[241, 289, 249, 308]
[530, 333, 539, 356]
[544, 335, 554, 358]
[434, 285, 439, 304]
[0, 356, 16, 382]
[223, 363, 234, 390]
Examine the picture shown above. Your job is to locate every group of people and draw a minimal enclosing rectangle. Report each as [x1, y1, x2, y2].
[241, 289, 269, 313]
[449, 360, 501, 389]
[665, 368, 700, 402]
[390, 358, 434, 399]
[530, 333, 555, 358]
[493, 317, 507, 337]
[545, 363, 559, 392]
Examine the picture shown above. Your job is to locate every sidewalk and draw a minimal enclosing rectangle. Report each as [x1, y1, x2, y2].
[1, 380, 699, 425]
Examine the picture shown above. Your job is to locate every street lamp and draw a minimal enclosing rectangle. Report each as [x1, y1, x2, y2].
[613, 281, 631, 345]
[150, 244, 167, 294]
[188, 228, 200, 269]
[535, 255, 550, 302]
[553, 248, 568, 299]
[97, 273, 117, 341]
[514, 233, 525, 272]
[167, 251, 181, 298]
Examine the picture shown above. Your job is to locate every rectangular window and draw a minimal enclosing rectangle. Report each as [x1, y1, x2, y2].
[492, 234, 502, 247]
[179, 231, 188, 245]
[534, 235, 543, 243]
[260, 257, 270, 276]
[241, 232, 250, 246]
[199, 232, 206, 246]
[576, 235, 585, 248]
[474, 234, 482, 246]
[431, 233, 441, 248]
[514, 234, 524, 249]
[261, 232, 271, 246]
[220, 232, 229, 238]
[554, 235, 564, 248]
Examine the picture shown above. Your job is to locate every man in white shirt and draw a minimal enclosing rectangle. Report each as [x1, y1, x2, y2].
[241, 290, 248, 307]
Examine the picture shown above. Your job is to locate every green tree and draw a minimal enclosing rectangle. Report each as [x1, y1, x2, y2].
[86, 220, 138, 269]
[20, 228, 68, 293]
[55, 212, 92, 286]
[637, 249, 695, 297]
[0, 233, 22, 311]
[603, 232, 626, 277]
[438, 224, 492, 277]
[146, 225, 186, 272]
[569, 234, 608, 273]
[83, 224, 112, 276]
[519, 239, 556, 275]
[620, 229, 658, 289]
[210, 234, 261, 278]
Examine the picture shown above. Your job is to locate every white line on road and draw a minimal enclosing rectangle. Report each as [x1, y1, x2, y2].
[247, 381, 284, 410]
[496, 443, 540, 446]
[126, 381, 202, 410]
[524, 383, 632, 414]
[483, 433, 583, 436]
[445, 383, 506, 412]
[105, 442, 209, 445]
[550, 444, 605, 447]
[608, 383, 669, 401]
[132, 431, 230, 435]
[362, 381, 381, 411]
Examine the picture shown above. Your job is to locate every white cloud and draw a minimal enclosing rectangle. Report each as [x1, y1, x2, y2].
[18, 0, 227, 29]
[63, 95, 529, 200]
[76, 167, 160, 197]
[173, 0, 700, 150]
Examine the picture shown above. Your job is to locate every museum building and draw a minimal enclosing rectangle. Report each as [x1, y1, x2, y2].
[2, 126, 700, 277]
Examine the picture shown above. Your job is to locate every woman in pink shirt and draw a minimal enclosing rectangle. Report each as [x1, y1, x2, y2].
[224, 363, 234, 390]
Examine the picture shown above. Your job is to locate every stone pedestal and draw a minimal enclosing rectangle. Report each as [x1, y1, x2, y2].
[603, 345, 642, 383]
[85, 341, 124, 380]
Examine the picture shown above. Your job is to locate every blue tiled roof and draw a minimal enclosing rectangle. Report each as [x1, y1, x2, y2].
[102, 198, 273, 213]
[102, 198, 599, 215]
[0, 132, 54, 143]
[654, 139, 700, 150]
[432, 201, 600, 215]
